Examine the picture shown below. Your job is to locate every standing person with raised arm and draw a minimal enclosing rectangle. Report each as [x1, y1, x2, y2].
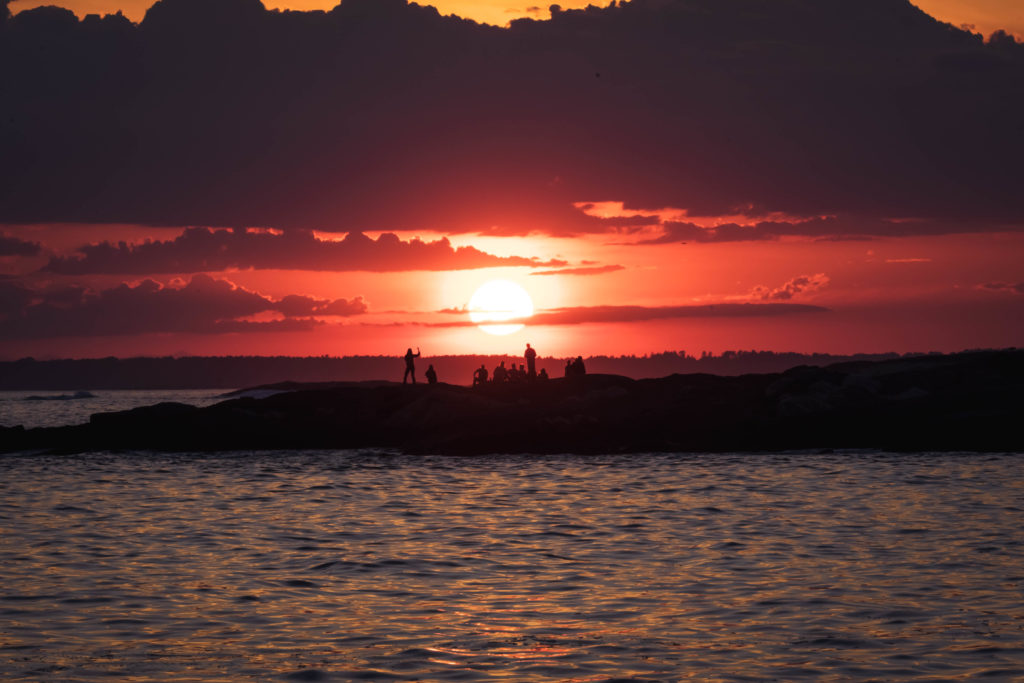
[403, 347, 421, 384]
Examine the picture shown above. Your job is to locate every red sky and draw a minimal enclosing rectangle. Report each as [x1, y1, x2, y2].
[2, 0, 1023, 360]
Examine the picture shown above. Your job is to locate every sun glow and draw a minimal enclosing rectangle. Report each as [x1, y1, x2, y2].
[468, 280, 534, 335]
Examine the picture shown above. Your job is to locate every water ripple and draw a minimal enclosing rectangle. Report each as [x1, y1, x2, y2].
[0, 451, 1022, 680]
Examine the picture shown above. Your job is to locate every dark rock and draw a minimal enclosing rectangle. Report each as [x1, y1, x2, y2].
[2, 350, 1022, 455]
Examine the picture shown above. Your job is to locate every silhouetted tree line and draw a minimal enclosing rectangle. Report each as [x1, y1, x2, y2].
[0, 350, 956, 390]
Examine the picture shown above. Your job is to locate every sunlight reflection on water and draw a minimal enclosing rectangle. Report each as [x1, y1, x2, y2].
[1, 451, 1023, 681]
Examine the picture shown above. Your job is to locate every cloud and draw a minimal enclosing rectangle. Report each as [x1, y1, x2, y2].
[0, 233, 41, 256]
[44, 228, 567, 274]
[979, 281, 1024, 294]
[274, 293, 368, 317]
[531, 303, 829, 324]
[0, 273, 367, 338]
[2, 0, 1023, 236]
[750, 273, 830, 301]
[422, 302, 829, 327]
[530, 264, 624, 276]
[317, 297, 368, 315]
[635, 216, 1002, 244]
[508, 6, 546, 16]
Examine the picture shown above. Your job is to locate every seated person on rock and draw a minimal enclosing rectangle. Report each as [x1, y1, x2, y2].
[473, 364, 489, 386]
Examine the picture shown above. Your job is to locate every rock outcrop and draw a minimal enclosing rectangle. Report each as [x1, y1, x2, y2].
[2, 350, 1021, 455]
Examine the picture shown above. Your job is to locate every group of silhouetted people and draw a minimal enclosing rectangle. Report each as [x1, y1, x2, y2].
[471, 343, 578, 386]
[473, 343, 555, 385]
[402, 343, 586, 386]
[473, 360, 549, 385]
[564, 355, 586, 378]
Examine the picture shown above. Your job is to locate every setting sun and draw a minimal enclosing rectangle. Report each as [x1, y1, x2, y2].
[468, 280, 534, 335]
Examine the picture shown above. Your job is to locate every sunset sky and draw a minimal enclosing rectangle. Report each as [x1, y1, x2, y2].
[2, 0, 1023, 360]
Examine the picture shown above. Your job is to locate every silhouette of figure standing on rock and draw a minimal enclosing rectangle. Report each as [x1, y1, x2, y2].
[403, 347, 421, 384]
[425, 364, 437, 384]
[525, 343, 537, 378]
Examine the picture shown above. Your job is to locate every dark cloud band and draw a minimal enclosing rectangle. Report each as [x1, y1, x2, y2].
[421, 302, 829, 327]
[44, 228, 566, 274]
[0, 274, 366, 338]
[2, 0, 1023, 237]
[0, 234, 42, 257]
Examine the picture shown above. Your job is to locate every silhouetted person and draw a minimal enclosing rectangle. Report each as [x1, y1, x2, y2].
[403, 347, 420, 384]
[525, 343, 537, 378]
[493, 361, 507, 383]
[565, 359, 573, 377]
[473, 364, 489, 386]
[538, 368, 549, 380]
[573, 355, 586, 376]
[509, 364, 526, 382]
[425, 364, 437, 384]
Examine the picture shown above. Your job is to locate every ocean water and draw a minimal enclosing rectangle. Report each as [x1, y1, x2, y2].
[1, 451, 1023, 681]
[0, 390, 229, 429]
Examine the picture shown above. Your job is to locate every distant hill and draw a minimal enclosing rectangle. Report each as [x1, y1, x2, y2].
[0, 350, 954, 389]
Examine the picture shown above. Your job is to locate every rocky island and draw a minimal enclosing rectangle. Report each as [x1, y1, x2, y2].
[2, 350, 1021, 455]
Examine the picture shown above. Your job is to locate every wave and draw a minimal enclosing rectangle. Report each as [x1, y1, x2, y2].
[22, 391, 96, 401]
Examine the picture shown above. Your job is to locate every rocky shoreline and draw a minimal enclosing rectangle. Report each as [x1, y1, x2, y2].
[2, 350, 1021, 455]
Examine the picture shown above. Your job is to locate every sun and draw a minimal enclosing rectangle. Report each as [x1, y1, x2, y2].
[468, 280, 534, 335]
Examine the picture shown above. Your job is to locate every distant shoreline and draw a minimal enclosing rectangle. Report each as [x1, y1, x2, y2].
[2, 349, 1021, 455]
[0, 349, 989, 391]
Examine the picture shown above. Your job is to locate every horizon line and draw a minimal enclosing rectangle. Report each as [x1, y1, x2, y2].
[1, 347, 1016, 363]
